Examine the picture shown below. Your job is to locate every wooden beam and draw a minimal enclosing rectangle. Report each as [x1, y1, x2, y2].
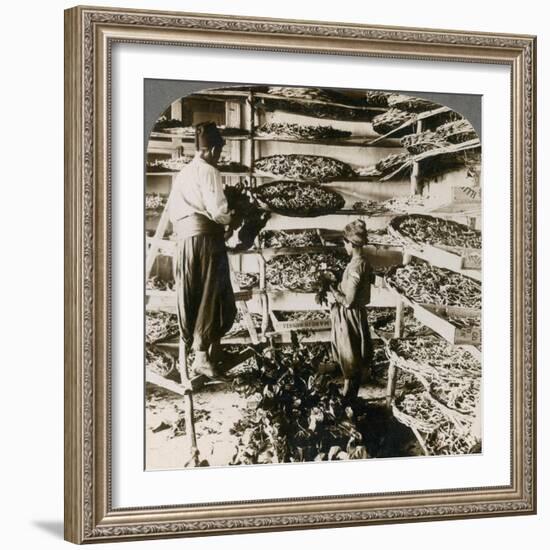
[146, 369, 187, 396]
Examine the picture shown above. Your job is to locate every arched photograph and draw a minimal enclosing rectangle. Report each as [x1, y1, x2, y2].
[144, 83, 482, 470]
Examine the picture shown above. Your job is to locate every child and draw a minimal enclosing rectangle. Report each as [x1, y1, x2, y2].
[329, 219, 374, 397]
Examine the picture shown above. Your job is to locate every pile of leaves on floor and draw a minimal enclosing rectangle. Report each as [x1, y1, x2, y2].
[229, 335, 370, 465]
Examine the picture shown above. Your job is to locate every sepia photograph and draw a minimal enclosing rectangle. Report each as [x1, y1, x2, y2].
[144, 83, 482, 470]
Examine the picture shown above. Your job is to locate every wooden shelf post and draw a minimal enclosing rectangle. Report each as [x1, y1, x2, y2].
[386, 296, 404, 408]
[247, 91, 257, 189]
[386, 363, 398, 409]
[258, 255, 269, 339]
[410, 119, 422, 196]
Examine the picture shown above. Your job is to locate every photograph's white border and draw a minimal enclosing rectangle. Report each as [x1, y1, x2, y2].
[111, 43, 511, 508]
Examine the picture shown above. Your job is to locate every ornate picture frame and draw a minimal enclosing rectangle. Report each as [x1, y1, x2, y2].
[64, 5, 536, 544]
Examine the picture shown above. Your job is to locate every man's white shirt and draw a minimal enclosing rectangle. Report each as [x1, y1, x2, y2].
[168, 155, 231, 226]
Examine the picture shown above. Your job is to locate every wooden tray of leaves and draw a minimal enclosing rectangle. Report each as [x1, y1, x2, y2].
[266, 251, 347, 293]
[254, 181, 345, 217]
[386, 337, 481, 424]
[392, 383, 479, 456]
[388, 214, 482, 271]
[384, 261, 482, 310]
[254, 154, 356, 182]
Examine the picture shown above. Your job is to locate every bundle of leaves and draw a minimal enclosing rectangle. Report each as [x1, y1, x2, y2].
[314, 269, 339, 306]
[224, 183, 270, 251]
[229, 338, 369, 465]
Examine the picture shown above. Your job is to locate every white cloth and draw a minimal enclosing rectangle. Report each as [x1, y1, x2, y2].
[168, 155, 231, 227]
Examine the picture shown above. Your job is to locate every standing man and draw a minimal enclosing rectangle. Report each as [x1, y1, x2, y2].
[169, 122, 237, 378]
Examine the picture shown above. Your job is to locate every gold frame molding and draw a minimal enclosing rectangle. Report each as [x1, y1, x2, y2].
[64, 5, 537, 544]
